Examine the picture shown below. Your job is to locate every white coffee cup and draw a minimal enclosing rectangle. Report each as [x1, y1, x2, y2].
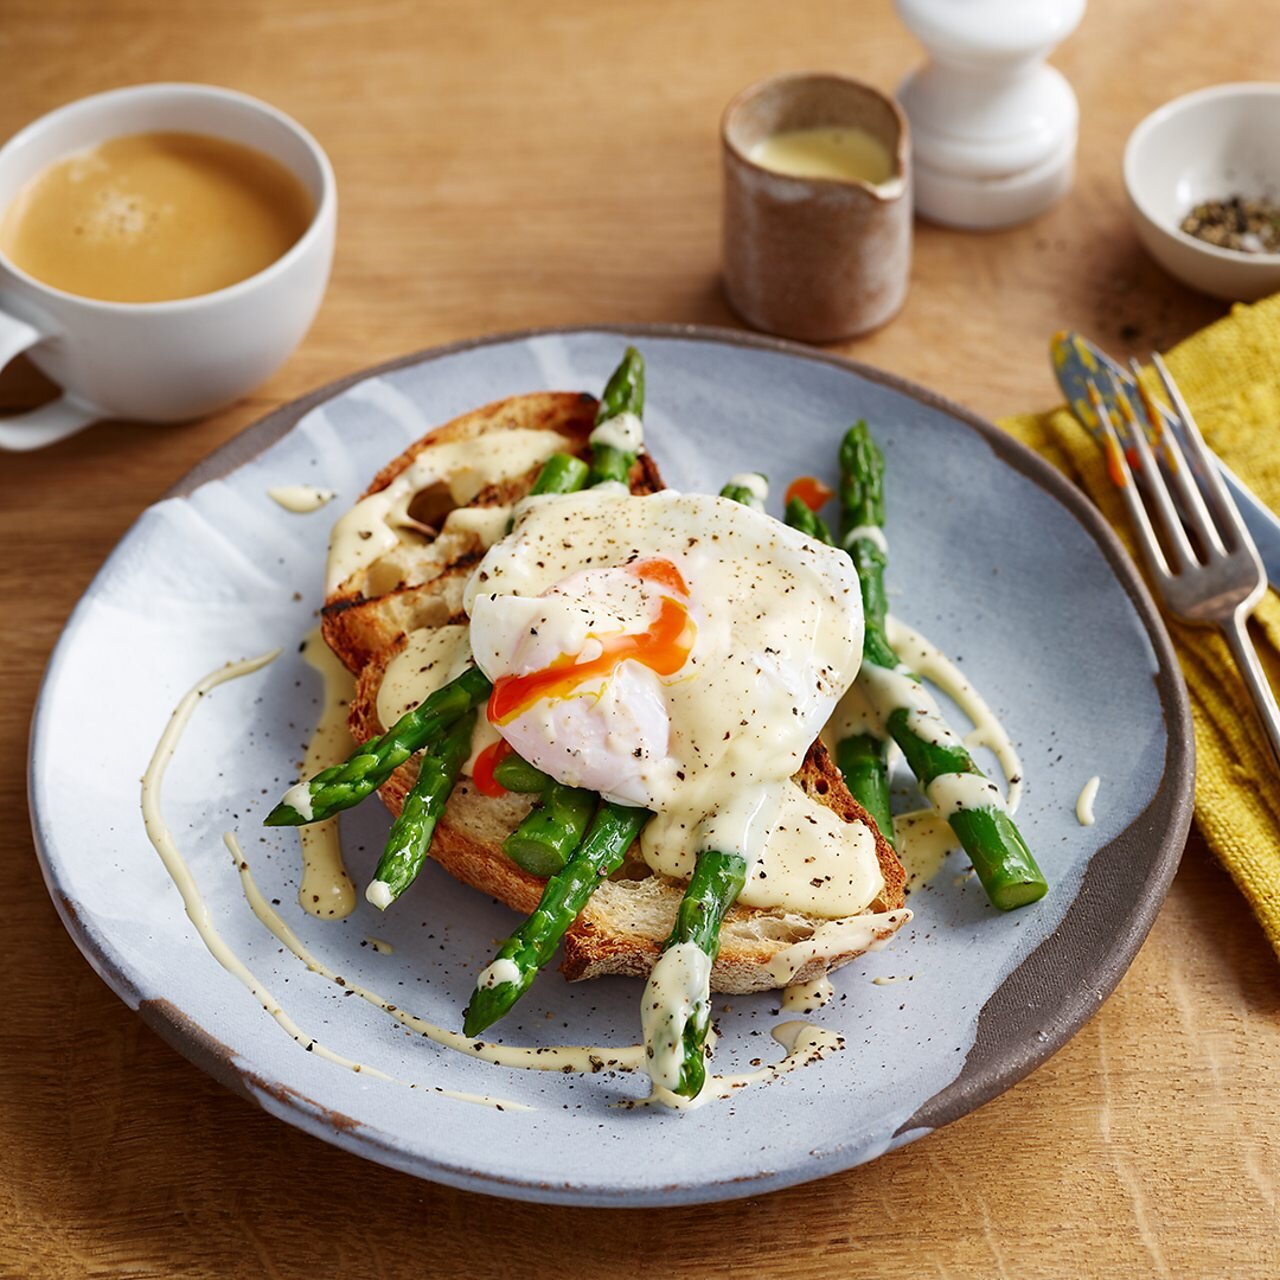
[0, 83, 336, 451]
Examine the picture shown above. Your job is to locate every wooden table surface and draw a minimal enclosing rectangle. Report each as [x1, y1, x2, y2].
[2, 1, 1277, 1275]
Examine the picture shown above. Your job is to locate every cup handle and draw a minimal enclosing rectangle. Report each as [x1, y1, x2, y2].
[0, 308, 101, 451]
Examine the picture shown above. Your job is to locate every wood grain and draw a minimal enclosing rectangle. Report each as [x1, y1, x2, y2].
[1, 1, 1278, 1275]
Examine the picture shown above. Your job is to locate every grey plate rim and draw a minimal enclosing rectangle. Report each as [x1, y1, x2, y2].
[28, 322, 1195, 1205]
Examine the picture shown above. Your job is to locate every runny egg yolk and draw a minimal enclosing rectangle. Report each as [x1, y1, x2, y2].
[486, 558, 696, 727]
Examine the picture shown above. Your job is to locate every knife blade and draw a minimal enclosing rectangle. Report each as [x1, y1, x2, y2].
[1051, 330, 1280, 592]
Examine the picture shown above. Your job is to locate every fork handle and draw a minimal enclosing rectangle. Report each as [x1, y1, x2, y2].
[1221, 610, 1280, 777]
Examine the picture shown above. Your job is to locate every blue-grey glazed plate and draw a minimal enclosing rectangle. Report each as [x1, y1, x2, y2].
[29, 326, 1193, 1206]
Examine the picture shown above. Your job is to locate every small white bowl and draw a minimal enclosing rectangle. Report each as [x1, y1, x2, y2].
[1124, 83, 1280, 301]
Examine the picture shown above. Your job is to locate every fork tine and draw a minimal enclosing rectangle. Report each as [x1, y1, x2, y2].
[1087, 376, 1171, 580]
[1151, 352, 1251, 548]
[1126, 358, 1226, 556]
[1107, 369, 1196, 570]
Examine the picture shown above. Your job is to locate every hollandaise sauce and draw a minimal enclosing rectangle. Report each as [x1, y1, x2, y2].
[141, 650, 846, 1111]
[749, 126, 896, 186]
[325, 429, 570, 595]
[294, 629, 358, 919]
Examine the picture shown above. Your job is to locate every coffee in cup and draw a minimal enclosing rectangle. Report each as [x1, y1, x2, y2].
[0, 83, 335, 451]
[0, 131, 315, 304]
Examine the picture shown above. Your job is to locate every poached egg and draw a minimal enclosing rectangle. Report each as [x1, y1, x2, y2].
[463, 488, 880, 917]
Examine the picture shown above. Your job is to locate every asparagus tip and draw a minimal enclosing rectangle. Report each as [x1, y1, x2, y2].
[463, 977, 524, 1036]
[462, 999, 493, 1039]
[674, 1058, 706, 1099]
[263, 802, 304, 827]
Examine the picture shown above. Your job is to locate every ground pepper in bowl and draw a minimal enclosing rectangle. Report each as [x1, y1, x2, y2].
[1181, 195, 1280, 254]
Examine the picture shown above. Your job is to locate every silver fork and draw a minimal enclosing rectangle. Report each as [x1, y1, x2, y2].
[1086, 353, 1280, 775]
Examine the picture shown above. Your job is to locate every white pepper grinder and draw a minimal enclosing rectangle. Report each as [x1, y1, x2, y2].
[894, 0, 1085, 229]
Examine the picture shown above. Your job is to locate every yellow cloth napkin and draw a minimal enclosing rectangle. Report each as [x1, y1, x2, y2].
[999, 293, 1280, 955]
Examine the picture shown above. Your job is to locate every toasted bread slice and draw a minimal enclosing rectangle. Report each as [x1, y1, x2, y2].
[323, 390, 662, 675]
[331, 390, 908, 994]
[352, 671, 907, 993]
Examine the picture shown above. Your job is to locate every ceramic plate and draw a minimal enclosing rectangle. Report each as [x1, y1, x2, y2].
[29, 326, 1193, 1206]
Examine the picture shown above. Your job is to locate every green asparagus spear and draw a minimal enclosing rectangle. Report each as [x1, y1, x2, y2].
[718, 473, 767, 510]
[366, 710, 476, 908]
[491, 752, 553, 794]
[838, 421, 1047, 911]
[820, 435, 901, 835]
[503, 781, 596, 877]
[648, 849, 747, 1098]
[491, 748, 595, 874]
[586, 346, 645, 486]
[505, 452, 590, 533]
[264, 666, 493, 827]
[462, 802, 650, 1035]
[527, 452, 590, 497]
[535, 343, 643, 497]
[838, 420, 896, 669]
[641, 478, 764, 1097]
[784, 496, 835, 545]
[879, 705, 1044, 909]
[835, 732, 895, 847]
